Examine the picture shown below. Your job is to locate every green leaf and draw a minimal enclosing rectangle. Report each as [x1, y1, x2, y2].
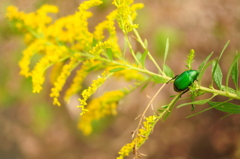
[225, 53, 240, 93]
[105, 48, 113, 61]
[87, 64, 101, 72]
[198, 52, 214, 73]
[92, 38, 98, 47]
[140, 79, 150, 92]
[211, 41, 229, 88]
[162, 38, 169, 73]
[152, 75, 168, 83]
[163, 65, 174, 78]
[208, 101, 240, 114]
[177, 95, 215, 108]
[140, 51, 148, 67]
[186, 99, 232, 118]
[220, 40, 230, 59]
[212, 61, 223, 90]
[221, 85, 236, 94]
[109, 67, 125, 73]
[231, 53, 239, 89]
[198, 60, 214, 86]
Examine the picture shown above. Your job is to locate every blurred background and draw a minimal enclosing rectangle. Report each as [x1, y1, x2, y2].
[1, 0, 240, 159]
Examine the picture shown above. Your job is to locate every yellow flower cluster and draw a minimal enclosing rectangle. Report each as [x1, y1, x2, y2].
[64, 59, 101, 102]
[78, 71, 111, 115]
[50, 54, 81, 106]
[6, 5, 58, 30]
[113, 0, 144, 33]
[50, 61, 65, 84]
[90, 40, 120, 57]
[18, 39, 46, 77]
[94, 10, 117, 41]
[6, 0, 145, 123]
[114, 68, 146, 82]
[31, 44, 70, 93]
[117, 115, 159, 158]
[78, 90, 125, 135]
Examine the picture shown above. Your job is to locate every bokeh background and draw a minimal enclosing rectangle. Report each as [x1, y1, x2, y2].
[1, 0, 240, 159]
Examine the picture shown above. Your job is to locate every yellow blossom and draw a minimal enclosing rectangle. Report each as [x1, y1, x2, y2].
[50, 61, 65, 84]
[78, 71, 111, 115]
[117, 115, 159, 159]
[114, 68, 146, 82]
[6, 5, 58, 31]
[31, 44, 70, 93]
[64, 59, 101, 102]
[78, 90, 125, 135]
[89, 40, 120, 57]
[18, 39, 46, 77]
[50, 54, 81, 106]
[130, 3, 144, 20]
[113, 0, 143, 33]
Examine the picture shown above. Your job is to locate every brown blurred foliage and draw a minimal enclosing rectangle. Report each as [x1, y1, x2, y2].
[1, 0, 240, 159]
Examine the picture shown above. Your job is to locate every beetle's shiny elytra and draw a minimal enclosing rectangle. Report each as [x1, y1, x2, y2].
[174, 70, 199, 92]
[167, 70, 199, 96]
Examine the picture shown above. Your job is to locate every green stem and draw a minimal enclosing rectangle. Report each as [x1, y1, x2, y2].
[133, 28, 164, 75]
[198, 86, 240, 100]
[124, 34, 141, 66]
[78, 51, 172, 80]
[78, 51, 240, 101]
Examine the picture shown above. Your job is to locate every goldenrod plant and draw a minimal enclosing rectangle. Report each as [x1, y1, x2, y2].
[6, 0, 240, 158]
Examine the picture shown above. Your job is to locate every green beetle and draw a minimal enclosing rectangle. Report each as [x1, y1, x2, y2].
[167, 70, 199, 96]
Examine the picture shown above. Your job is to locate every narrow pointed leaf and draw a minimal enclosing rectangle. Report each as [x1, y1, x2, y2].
[208, 101, 240, 114]
[163, 65, 174, 78]
[152, 75, 168, 83]
[109, 67, 125, 73]
[198, 52, 213, 72]
[225, 53, 240, 93]
[140, 51, 148, 67]
[221, 85, 236, 94]
[212, 61, 223, 90]
[105, 48, 113, 61]
[140, 79, 150, 92]
[162, 38, 169, 73]
[177, 95, 215, 108]
[231, 53, 239, 89]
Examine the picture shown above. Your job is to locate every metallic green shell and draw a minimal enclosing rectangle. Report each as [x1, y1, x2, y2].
[173, 70, 199, 92]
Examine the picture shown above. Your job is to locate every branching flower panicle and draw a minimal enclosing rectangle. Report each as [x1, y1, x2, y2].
[78, 90, 125, 135]
[113, 0, 143, 33]
[50, 54, 81, 106]
[64, 59, 101, 102]
[31, 45, 70, 93]
[117, 115, 159, 159]
[78, 71, 111, 115]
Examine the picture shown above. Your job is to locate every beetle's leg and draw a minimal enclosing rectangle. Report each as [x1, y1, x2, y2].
[179, 88, 189, 98]
[166, 75, 179, 84]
